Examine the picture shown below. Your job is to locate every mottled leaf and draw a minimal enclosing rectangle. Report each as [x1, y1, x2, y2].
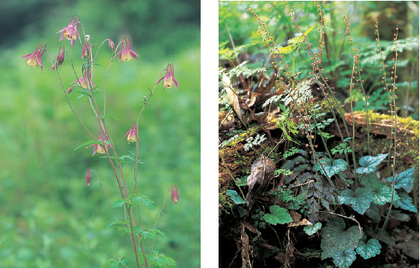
[356, 154, 388, 174]
[333, 249, 357, 268]
[304, 222, 322, 235]
[316, 158, 348, 178]
[387, 167, 415, 193]
[338, 188, 374, 215]
[356, 238, 381, 259]
[320, 218, 363, 260]
[393, 191, 418, 212]
[226, 189, 245, 204]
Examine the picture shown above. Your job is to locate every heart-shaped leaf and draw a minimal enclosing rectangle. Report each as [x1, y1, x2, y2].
[338, 188, 374, 215]
[356, 238, 381, 259]
[316, 158, 348, 178]
[263, 205, 293, 225]
[320, 218, 363, 260]
[333, 249, 357, 268]
[226, 189, 245, 204]
[387, 167, 415, 193]
[356, 154, 388, 174]
[393, 191, 418, 212]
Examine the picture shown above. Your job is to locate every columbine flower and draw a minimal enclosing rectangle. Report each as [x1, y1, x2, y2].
[85, 169, 92, 186]
[116, 37, 139, 61]
[20, 43, 46, 72]
[71, 69, 95, 89]
[108, 38, 115, 51]
[171, 185, 179, 205]
[157, 63, 179, 89]
[81, 35, 91, 59]
[87, 133, 113, 156]
[57, 15, 81, 47]
[122, 122, 137, 143]
[51, 47, 65, 71]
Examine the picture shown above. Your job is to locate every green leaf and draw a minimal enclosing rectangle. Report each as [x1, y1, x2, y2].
[338, 188, 374, 215]
[226, 189, 245, 204]
[263, 206, 293, 225]
[100, 257, 127, 268]
[138, 228, 166, 241]
[387, 167, 415, 193]
[361, 173, 399, 205]
[112, 199, 127, 208]
[234, 176, 248, 187]
[316, 158, 348, 178]
[131, 195, 155, 210]
[365, 203, 381, 223]
[147, 249, 176, 267]
[365, 228, 395, 246]
[356, 238, 381, 259]
[390, 210, 410, 222]
[393, 191, 418, 212]
[356, 154, 388, 174]
[320, 218, 363, 260]
[304, 222, 322, 235]
[332, 249, 357, 268]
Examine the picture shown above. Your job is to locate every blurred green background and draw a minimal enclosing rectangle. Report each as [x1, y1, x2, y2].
[0, 0, 200, 267]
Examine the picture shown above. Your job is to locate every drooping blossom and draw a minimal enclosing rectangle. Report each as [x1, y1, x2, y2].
[85, 169, 92, 186]
[157, 63, 179, 89]
[67, 86, 74, 95]
[56, 15, 81, 47]
[70, 69, 95, 90]
[108, 38, 116, 51]
[122, 122, 138, 143]
[116, 37, 139, 61]
[171, 185, 179, 205]
[51, 47, 65, 71]
[20, 43, 46, 72]
[87, 133, 113, 156]
[81, 35, 91, 59]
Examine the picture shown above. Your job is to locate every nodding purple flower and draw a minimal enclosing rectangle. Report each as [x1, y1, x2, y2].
[57, 15, 81, 47]
[87, 133, 113, 156]
[85, 169, 92, 186]
[116, 38, 139, 61]
[81, 35, 91, 59]
[157, 63, 179, 89]
[171, 185, 179, 205]
[108, 38, 116, 52]
[51, 47, 65, 71]
[70, 69, 95, 90]
[21, 43, 46, 72]
[122, 122, 138, 143]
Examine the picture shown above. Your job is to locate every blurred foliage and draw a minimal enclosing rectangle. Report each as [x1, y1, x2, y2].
[219, 1, 419, 118]
[0, 0, 199, 267]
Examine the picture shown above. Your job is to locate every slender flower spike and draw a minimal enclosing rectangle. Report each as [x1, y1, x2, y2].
[87, 133, 113, 156]
[116, 37, 139, 61]
[51, 47, 65, 71]
[108, 38, 116, 51]
[20, 43, 46, 72]
[122, 122, 138, 143]
[85, 169, 92, 186]
[71, 69, 95, 89]
[171, 185, 179, 205]
[57, 15, 81, 47]
[157, 63, 179, 89]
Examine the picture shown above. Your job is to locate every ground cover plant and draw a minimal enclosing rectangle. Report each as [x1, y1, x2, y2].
[219, 1, 419, 267]
[1, 1, 200, 267]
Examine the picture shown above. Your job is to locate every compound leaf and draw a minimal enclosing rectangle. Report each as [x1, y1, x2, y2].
[226, 189, 245, 204]
[131, 195, 155, 210]
[338, 188, 374, 215]
[356, 154, 388, 174]
[387, 167, 415, 193]
[320, 218, 363, 260]
[304, 222, 322, 235]
[393, 191, 418, 212]
[333, 249, 357, 268]
[356, 238, 381, 259]
[263, 206, 293, 225]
